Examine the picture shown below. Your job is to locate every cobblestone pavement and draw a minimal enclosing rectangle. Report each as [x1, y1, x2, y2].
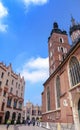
[0, 125, 14, 130]
[0, 124, 76, 130]
[18, 124, 46, 130]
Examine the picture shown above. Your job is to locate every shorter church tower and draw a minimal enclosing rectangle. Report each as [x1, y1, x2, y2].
[48, 22, 70, 75]
[69, 16, 80, 44]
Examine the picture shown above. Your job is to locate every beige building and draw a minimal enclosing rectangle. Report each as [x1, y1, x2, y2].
[0, 62, 25, 124]
[23, 101, 42, 122]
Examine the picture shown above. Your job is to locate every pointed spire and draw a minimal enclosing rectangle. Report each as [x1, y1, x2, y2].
[71, 15, 76, 26]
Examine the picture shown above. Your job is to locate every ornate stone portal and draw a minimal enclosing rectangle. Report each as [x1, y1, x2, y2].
[72, 93, 80, 130]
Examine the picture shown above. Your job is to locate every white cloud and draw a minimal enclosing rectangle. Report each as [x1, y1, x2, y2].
[19, 57, 49, 83]
[0, 2, 8, 18]
[0, 23, 8, 32]
[23, 0, 48, 6]
[0, 1, 8, 32]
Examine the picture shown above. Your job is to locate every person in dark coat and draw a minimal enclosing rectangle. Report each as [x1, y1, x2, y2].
[28, 119, 30, 126]
[33, 119, 35, 126]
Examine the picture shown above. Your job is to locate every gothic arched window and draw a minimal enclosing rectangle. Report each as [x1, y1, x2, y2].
[47, 87, 50, 111]
[69, 56, 80, 87]
[56, 76, 61, 108]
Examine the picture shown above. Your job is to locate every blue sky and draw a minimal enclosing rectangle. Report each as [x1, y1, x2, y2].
[0, 0, 80, 106]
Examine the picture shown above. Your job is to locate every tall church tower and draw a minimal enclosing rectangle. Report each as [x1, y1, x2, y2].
[48, 22, 70, 75]
[69, 16, 80, 44]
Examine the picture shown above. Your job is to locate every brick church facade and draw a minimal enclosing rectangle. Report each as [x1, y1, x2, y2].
[42, 17, 80, 130]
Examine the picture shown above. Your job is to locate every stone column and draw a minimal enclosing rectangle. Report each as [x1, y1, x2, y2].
[73, 107, 79, 130]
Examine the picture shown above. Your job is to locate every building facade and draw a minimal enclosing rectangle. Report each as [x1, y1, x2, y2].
[42, 18, 80, 130]
[0, 63, 25, 124]
[23, 101, 42, 122]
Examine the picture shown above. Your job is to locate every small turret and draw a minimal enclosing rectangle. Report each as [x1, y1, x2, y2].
[53, 22, 58, 29]
[71, 16, 76, 26]
[69, 16, 80, 45]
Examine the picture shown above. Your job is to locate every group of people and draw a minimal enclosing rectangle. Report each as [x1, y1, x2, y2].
[27, 118, 41, 126]
[27, 119, 35, 126]
[6, 118, 41, 129]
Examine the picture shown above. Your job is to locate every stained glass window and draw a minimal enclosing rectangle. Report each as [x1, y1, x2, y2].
[56, 76, 61, 108]
[69, 56, 80, 86]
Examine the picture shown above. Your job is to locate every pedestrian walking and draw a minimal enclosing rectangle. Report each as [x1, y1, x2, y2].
[14, 120, 16, 125]
[28, 119, 30, 126]
[6, 119, 11, 130]
[33, 120, 35, 126]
